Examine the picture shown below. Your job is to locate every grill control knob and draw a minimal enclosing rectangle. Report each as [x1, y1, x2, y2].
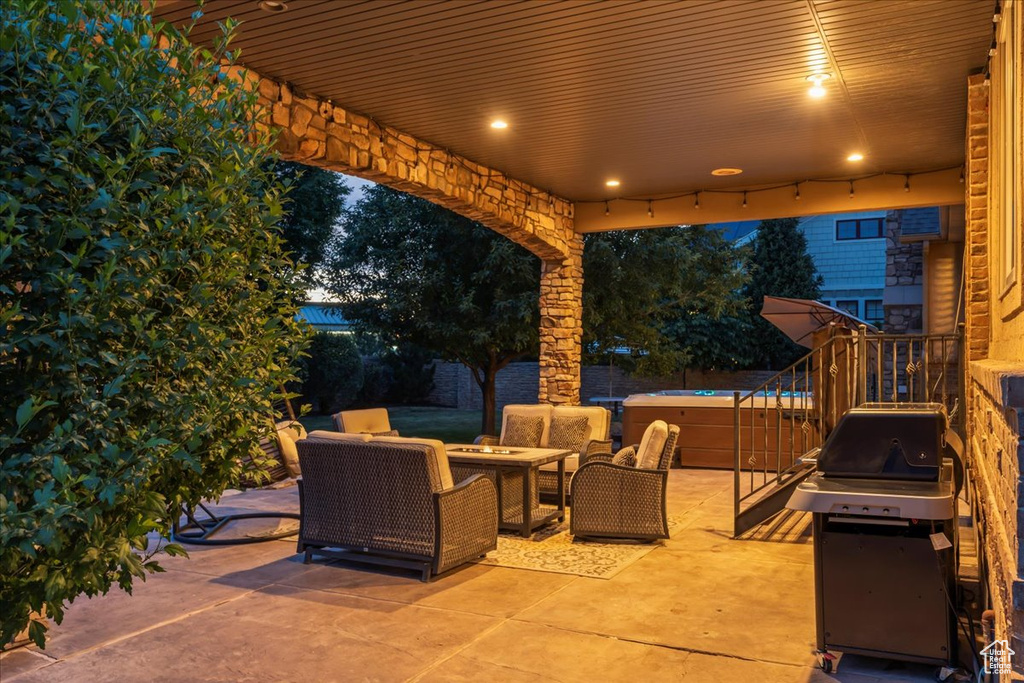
[842, 506, 849, 512]
[862, 507, 870, 513]
[883, 508, 890, 515]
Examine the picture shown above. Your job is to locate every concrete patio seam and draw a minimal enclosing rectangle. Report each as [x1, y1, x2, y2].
[9, 589, 263, 678]
[505, 617, 813, 670]
[403, 617, 512, 683]
[401, 575, 585, 682]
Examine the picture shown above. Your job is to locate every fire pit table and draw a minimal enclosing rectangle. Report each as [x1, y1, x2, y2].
[446, 444, 571, 537]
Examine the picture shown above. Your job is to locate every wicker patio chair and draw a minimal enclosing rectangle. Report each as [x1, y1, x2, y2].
[296, 436, 498, 581]
[569, 421, 680, 541]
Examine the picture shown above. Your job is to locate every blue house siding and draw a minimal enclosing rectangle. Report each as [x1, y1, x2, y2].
[723, 210, 888, 323]
[797, 210, 886, 296]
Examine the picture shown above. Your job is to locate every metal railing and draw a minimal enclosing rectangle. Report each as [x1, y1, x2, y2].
[733, 324, 963, 527]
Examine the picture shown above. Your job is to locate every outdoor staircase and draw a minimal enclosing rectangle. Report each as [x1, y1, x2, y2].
[733, 449, 817, 537]
[732, 326, 963, 537]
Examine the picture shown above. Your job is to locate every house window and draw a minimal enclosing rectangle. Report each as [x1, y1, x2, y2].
[864, 300, 884, 324]
[992, 4, 1020, 294]
[836, 218, 884, 240]
[835, 300, 860, 317]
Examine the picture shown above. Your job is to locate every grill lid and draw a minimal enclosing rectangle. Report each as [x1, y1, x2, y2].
[816, 403, 948, 481]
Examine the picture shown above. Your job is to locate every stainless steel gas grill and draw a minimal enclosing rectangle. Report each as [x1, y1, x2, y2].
[787, 403, 962, 673]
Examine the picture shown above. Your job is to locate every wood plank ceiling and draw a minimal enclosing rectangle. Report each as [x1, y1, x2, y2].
[155, 0, 994, 202]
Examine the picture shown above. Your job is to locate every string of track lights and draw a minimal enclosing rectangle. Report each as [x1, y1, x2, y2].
[592, 165, 965, 219]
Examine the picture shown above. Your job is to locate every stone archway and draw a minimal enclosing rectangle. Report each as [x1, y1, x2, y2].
[240, 69, 582, 405]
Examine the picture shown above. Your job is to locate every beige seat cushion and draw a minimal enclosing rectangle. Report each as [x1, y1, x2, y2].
[499, 404, 553, 446]
[372, 436, 454, 490]
[551, 405, 611, 445]
[636, 420, 669, 469]
[333, 408, 391, 434]
[274, 421, 307, 477]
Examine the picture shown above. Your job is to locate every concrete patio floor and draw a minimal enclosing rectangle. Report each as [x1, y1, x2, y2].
[2, 470, 942, 682]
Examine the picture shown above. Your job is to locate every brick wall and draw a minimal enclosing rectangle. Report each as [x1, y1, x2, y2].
[964, 73, 1024, 676]
[427, 361, 778, 412]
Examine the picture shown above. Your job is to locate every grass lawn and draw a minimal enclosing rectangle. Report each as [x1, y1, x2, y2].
[299, 406, 484, 443]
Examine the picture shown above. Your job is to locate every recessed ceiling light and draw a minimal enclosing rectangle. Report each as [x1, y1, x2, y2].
[605, 180, 620, 187]
[806, 73, 831, 98]
[490, 120, 508, 129]
[847, 153, 864, 162]
[257, 0, 288, 11]
[711, 168, 743, 176]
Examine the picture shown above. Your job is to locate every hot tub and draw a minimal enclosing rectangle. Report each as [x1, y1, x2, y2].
[622, 389, 814, 469]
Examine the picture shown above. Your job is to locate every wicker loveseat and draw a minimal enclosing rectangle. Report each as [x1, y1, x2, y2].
[570, 420, 680, 541]
[472, 404, 612, 500]
[296, 432, 498, 581]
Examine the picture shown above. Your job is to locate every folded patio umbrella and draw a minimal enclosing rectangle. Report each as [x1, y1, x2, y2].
[760, 296, 879, 348]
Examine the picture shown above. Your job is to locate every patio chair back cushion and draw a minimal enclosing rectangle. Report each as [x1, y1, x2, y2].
[306, 430, 373, 443]
[636, 420, 670, 469]
[372, 436, 454, 490]
[547, 415, 590, 450]
[499, 404, 552, 446]
[274, 420, 307, 477]
[297, 440, 440, 557]
[549, 406, 611, 448]
[332, 407, 392, 434]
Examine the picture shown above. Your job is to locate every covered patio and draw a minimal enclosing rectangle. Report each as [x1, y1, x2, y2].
[3, 0, 1021, 680]
[3, 469, 942, 682]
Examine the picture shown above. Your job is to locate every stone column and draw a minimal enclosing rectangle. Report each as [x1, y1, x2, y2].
[538, 234, 583, 405]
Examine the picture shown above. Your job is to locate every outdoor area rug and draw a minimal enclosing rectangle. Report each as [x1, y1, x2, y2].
[475, 516, 683, 579]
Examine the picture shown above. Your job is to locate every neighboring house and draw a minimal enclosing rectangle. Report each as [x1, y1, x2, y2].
[724, 208, 959, 333]
[728, 210, 889, 326]
[296, 302, 350, 333]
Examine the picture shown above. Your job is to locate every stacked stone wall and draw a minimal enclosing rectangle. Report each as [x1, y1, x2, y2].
[883, 211, 924, 333]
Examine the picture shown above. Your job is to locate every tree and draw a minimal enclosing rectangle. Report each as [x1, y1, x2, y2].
[583, 226, 748, 376]
[326, 186, 539, 434]
[743, 218, 824, 369]
[300, 333, 364, 413]
[270, 161, 350, 286]
[0, 1, 307, 647]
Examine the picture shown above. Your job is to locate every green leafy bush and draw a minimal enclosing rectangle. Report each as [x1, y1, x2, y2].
[301, 333, 364, 414]
[0, 0, 307, 647]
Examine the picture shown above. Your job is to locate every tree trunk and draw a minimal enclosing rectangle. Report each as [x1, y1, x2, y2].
[480, 364, 498, 435]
